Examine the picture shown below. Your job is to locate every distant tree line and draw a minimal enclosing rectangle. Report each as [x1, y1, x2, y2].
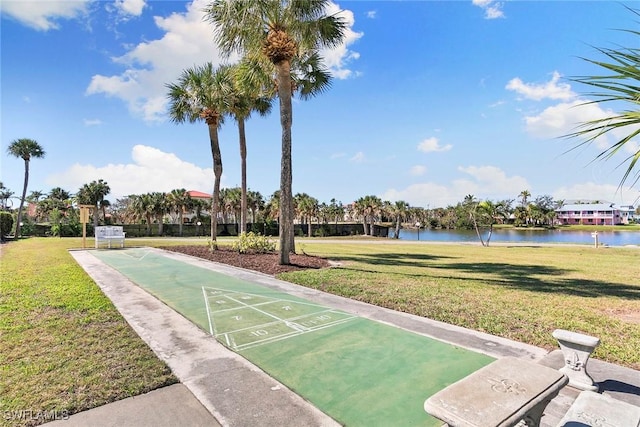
[4, 176, 585, 241]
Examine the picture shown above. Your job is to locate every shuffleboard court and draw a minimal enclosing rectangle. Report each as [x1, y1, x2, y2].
[92, 248, 493, 426]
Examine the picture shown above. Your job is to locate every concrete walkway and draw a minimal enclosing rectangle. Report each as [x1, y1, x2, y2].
[50, 248, 640, 427]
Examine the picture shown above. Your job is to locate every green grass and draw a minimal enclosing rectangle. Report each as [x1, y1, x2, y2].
[283, 242, 640, 369]
[1, 238, 177, 427]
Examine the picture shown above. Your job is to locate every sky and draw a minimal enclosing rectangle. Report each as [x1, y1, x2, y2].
[2, 0, 640, 209]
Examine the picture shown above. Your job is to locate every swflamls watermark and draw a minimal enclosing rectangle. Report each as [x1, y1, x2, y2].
[3, 409, 70, 422]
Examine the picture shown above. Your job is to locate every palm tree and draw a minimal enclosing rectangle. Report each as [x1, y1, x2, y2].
[476, 200, 510, 246]
[295, 192, 318, 237]
[76, 179, 111, 229]
[247, 190, 265, 225]
[26, 190, 45, 204]
[206, 0, 347, 264]
[265, 190, 281, 222]
[167, 189, 191, 236]
[225, 63, 272, 234]
[129, 193, 154, 236]
[0, 183, 14, 211]
[390, 200, 409, 239]
[146, 192, 168, 236]
[6, 138, 45, 237]
[166, 62, 233, 249]
[566, 8, 640, 188]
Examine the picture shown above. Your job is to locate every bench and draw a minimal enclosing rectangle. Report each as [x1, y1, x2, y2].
[95, 226, 126, 249]
[424, 357, 568, 427]
[557, 390, 640, 427]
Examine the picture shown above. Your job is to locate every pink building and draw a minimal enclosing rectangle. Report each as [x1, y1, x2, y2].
[555, 202, 627, 226]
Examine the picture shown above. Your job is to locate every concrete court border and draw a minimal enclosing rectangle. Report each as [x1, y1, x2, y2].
[70, 247, 548, 426]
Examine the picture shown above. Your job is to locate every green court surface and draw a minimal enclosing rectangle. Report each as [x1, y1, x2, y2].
[92, 248, 493, 426]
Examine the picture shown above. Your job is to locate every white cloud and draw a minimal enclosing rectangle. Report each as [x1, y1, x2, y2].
[330, 152, 346, 159]
[366, 11, 376, 19]
[409, 165, 427, 176]
[523, 99, 632, 153]
[472, 0, 505, 19]
[86, 0, 229, 122]
[417, 137, 452, 153]
[457, 165, 529, 196]
[87, 0, 362, 121]
[320, 3, 363, 80]
[83, 119, 103, 127]
[382, 165, 529, 207]
[506, 71, 575, 101]
[115, 0, 146, 16]
[350, 151, 365, 163]
[1, 0, 89, 31]
[553, 182, 640, 206]
[46, 145, 216, 200]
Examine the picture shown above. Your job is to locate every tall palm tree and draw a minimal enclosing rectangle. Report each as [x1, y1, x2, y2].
[225, 63, 273, 234]
[76, 179, 111, 229]
[166, 62, 233, 249]
[206, 0, 347, 264]
[6, 138, 45, 237]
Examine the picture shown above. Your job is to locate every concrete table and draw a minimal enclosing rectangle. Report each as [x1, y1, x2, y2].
[424, 357, 568, 427]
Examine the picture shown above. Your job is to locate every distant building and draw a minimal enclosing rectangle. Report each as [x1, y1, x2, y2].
[555, 201, 635, 225]
[184, 190, 212, 223]
[187, 190, 212, 201]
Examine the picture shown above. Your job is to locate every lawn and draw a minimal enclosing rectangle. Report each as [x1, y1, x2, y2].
[0, 238, 177, 427]
[284, 241, 640, 369]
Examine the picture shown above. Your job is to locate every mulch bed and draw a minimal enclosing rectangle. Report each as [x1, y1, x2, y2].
[161, 245, 331, 276]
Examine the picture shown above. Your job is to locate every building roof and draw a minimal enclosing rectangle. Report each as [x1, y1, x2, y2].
[557, 203, 617, 212]
[187, 190, 212, 199]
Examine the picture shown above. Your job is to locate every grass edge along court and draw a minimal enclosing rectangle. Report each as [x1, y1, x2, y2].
[91, 247, 494, 427]
[0, 238, 177, 427]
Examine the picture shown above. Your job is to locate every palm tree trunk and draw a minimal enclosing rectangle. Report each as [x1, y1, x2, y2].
[93, 203, 99, 229]
[209, 123, 223, 250]
[15, 159, 30, 237]
[158, 215, 164, 236]
[276, 60, 294, 264]
[470, 213, 486, 247]
[395, 218, 401, 239]
[238, 119, 247, 234]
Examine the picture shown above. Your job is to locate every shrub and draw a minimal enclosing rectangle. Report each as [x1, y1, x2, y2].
[232, 232, 276, 254]
[0, 211, 13, 239]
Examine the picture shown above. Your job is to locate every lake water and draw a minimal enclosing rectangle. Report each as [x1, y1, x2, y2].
[393, 228, 640, 247]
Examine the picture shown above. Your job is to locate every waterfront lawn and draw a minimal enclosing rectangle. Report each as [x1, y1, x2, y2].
[283, 242, 640, 369]
[1, 238, 177, 427]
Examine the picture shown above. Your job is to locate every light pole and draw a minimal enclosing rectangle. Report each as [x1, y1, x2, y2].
[415, 222, 421, 241]
[196, 221, 202, 238]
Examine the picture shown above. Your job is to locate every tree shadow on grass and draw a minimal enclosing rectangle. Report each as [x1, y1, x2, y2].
[429, 262, 640, 300]
[329, 251, 638, 300]
[328, 252, 456, 269]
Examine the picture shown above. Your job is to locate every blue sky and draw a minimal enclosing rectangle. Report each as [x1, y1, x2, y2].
[2, 0, 640, 209]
